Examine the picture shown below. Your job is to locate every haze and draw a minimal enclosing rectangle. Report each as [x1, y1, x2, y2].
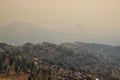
[0, 0, 120, 45]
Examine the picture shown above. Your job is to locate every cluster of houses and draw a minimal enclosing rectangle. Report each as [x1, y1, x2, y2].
[32, 57, 101, 80]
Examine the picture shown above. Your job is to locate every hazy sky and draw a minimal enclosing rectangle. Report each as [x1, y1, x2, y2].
[0, 0, 120, 45]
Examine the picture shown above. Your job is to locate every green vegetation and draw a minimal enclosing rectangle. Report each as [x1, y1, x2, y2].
[0, 42, 120, 80]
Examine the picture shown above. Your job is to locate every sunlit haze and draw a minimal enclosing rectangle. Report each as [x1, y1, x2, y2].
[0, 0, 120, 45]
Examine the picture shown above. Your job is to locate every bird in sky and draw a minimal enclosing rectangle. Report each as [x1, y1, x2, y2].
[76, 24, 84, 31]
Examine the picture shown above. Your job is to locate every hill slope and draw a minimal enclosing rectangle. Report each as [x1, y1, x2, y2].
[0, 42, 120, 79]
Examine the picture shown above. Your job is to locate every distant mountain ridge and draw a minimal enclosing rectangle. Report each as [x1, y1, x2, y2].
[0, 22, 75, 44]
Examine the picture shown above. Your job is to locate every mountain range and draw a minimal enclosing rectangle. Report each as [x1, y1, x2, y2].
[0, 22, 78, 44]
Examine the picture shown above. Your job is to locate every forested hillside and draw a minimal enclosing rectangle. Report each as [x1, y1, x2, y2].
[0, 42, 120, 80]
